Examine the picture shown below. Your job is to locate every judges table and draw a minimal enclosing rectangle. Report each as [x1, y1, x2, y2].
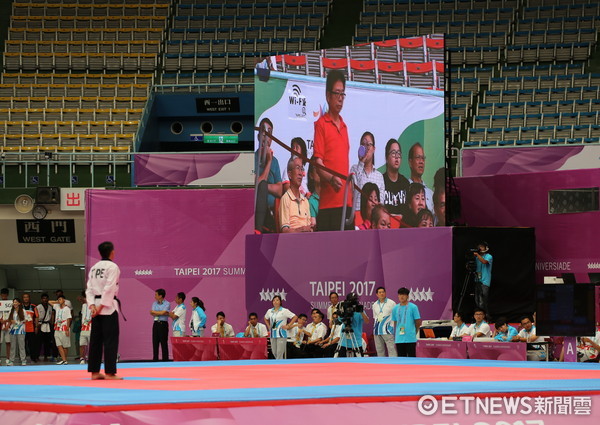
[417, 339, 527, 361]
[171, 337, 268, 361]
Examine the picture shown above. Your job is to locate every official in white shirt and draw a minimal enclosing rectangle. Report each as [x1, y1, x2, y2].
[85, 241, 122, 381]
[211, 311, 235, 337]
[372, 287, 397, 357]
[244, 312, 268, 338]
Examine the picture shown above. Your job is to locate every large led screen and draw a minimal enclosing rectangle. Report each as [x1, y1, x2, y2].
[253, 36, 446, 233]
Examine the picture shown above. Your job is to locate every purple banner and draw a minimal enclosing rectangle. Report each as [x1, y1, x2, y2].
[86, 189, 254, 360]
[245, 228, 453, 327]
[461, 145, 600, 177]
[455, 168, 600, 284]
[134, 153, 253, 186]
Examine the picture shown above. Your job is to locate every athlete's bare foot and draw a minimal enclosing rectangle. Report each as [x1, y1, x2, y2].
[91, 373, 105, 380]
[105, 374, 123, 380]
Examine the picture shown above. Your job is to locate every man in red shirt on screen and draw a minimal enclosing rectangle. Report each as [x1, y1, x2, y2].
[313, 70, 353, 231]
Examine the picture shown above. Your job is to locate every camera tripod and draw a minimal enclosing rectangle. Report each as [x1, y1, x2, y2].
[333, 328, 363, 358]
[457, 269, 478, 315]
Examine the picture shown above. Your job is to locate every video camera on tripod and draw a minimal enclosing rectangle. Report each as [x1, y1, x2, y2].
[338, 292, 364, 329]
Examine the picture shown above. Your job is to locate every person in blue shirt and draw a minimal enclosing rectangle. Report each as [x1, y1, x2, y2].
[150, 288, 170, 361]
[254, 117, 283, 233]
[474, 242, 493, 313]
[189, 297, 207, 337]
[392, 287, 422, 357]
[338, 292, 369, 357]
[494, 317, 518, 342]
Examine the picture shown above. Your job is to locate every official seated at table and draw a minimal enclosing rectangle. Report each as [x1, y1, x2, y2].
[302, 310, 328, 358]
[319, 311, 342, 357]
[448, 312, 469, 340]
[466, 308, 492, 339]
[512, 315, 546, 361]
[244, 312, 268, 338]
[286, 313, 308, 358]
[493, 317, 518, 342]
[211, 311, 235, 338]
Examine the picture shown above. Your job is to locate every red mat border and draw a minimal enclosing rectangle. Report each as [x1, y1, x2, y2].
[2, 391, 600, 414]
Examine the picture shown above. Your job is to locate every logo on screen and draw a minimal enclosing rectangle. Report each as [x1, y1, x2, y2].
[288, 84, 307, 119]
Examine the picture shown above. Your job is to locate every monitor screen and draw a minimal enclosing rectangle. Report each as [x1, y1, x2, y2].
[535, 284, 597, 337]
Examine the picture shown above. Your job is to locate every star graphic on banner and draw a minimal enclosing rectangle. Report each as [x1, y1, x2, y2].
[268, 289, 275, 300]
[410, 288, 419, 302]
[259, 289, 267, 301]
[424, 287, 434, 302]
[279, 289, 287, 301]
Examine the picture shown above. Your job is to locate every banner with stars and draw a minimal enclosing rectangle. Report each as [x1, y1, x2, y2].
[246, 227, 453, 330]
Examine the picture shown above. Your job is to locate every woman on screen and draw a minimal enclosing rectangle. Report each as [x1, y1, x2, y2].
[265, 295, 298, 359]
[356, 182, 380, 230]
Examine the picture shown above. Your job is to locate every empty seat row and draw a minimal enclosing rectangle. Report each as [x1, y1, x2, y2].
[9, 28, 164, 42]
[355, 19, 511, 39]
[363, 0, 519, 13]
[4, 53, 158, 72]
[464, 136, 600, 148]
[172, 13, 325, 29]
[516, 16, 599, 31]
[0, 108, 143, 122]
[472, 111, 600, 128]
[6, 40, 161, 54]
[487, 74, 600, 90]
[16, 0, 162, 4]
[483, 86, 600, 102]
[512, 28, 597, 45]
[175, 2, 330, 16]
[11, 16, 167, 29]
[13, 3, 170, 17]
[467, 124, 600, 142]
[499, 63, 585, 77]
[0, 143, 132, 163]
[522, 3, 600, 19]
[169, 25, 321, 41]
[446, 32, 507, 47]
[0, 96, 148, 109]
[160, 71, 254, 86]
[360, 7, 515, 24]
[476, 99, 600, 115]
[164, 38, 317, 55]
[0, 120, 140, 135]
[0, 73, 153, 85]
[163, 53, 257, 73]
[0, 83, 149, 98]
[505, 42, 593, 64]
[1, 133, 134, 149]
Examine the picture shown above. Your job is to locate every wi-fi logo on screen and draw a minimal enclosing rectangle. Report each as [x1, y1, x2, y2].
[288, 84, 307, 118]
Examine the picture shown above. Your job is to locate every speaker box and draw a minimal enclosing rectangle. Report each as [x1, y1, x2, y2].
[36, 187, 60, 204]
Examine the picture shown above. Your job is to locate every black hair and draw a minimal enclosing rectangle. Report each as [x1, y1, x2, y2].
[398, 287, 410, 296]
[216, 311, 225, 318]
[473, 308, 486, 316]
[314, 310, 324, 320]
[520, 315, 533, 323]
[156, 288, 166, 298]
[375, 286, 386, 293]
[385, 138, 401, 158]
[80, 291, 86, 297]
[360, 131, 376, 166]
[290, 137, 307, 164]
[407, 182, 425, 204]
[298, 313, 308, 320]
[1, 288, 9, 295]
[360, 182, 380, 221]
[453, 311, 464, 321]
[433, 167, 446, 191]
[408, 142, 423, 160]
[329, 292, 338, 298]
[40, 292, 49, 299]
[192, 297, 206, 312]
[495, 317, 508, 329]
[326, 69, 346, 93]
[248, 312, 258, 319]
[98, 241, 114, 259]
[272, 295, 282, 305]
[177, 292, 186, 302]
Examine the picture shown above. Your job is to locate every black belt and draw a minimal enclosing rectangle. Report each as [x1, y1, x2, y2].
[94, 295, 127, 321]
